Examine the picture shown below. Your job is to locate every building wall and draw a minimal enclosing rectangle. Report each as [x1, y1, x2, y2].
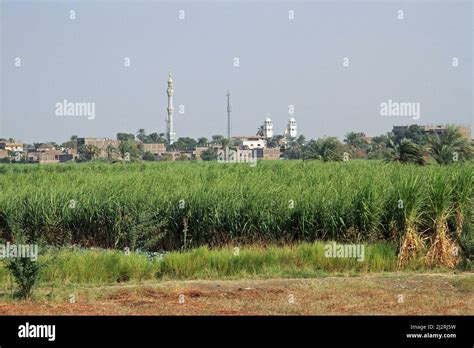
[458, 126, 471, 140]
[392, 125, 471, 140]
[28, 150, 62, 163]
[194, 147, 208, 160]
[5, 143, 23, 152]
[77, 138, 120, 148]
[262, 148, 280, 160]
[242, 139, 265, 149]
[143, 143, 166, 155]
[77, 138, 120, 158]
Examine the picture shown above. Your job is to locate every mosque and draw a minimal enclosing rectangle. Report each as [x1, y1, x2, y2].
[165, 71, 297, 149]
[262, 116, 298, 139]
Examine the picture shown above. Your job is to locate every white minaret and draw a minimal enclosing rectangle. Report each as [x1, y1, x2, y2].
[287, 117, 297, 138]
[166, 70, 176, 145]
[263, 116, 273, 138]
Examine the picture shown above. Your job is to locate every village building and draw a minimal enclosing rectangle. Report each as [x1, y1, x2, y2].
[392, 124, 472, 140]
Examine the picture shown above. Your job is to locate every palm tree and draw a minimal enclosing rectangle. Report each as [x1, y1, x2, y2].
[219, 137, 230, 149]
[266, 136, 282, 148]
[303, 137, 345, 161]
[197, 137, 208, 147]
[344, 132, 368, 151]
[427, 126, 473, 164]
[256, 125, 264, 137]
[118, 141, 132, 159]
[385, 139, 425, 165]
[79, 145, 100, 160]
[106, 144, 118, 160]
[230, 138, 243, 149]
[296, 135, 306, 146]
[211, 135, 225, 146]
[151, 133, 167, 144]
[137, 129, 146, 142]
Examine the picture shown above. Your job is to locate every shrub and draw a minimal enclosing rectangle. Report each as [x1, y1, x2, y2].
[6, 257, 42, 299]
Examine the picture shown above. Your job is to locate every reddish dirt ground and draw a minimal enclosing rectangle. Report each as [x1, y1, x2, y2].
[0, 274, 472, 315]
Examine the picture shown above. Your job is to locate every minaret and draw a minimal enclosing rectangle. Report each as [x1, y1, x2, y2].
[226, 91, 231, 139]
[166, 70, 176, 145]
[263, 115, 273, 138]
[287, 117, 297, 138]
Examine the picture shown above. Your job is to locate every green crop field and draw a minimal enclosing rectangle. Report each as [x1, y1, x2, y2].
[0, 160, 472, 268]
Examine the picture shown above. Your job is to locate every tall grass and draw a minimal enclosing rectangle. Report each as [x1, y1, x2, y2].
[0, 161, 472, 266]
[0, 242, 411, 287]
[157, 242, 400, 279]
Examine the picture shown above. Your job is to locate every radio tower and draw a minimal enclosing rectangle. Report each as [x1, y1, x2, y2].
[226, 90, 231, 139]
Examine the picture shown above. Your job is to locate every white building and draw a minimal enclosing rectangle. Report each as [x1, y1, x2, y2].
[286, 117, 297, 138]
[235, 136, 266, 150]
[263, 117, 273, 138]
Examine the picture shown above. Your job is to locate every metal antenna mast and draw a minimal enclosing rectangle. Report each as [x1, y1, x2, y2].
[226, 90, 231, 139]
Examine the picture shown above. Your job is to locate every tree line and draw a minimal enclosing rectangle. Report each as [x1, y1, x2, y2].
[2, 124, 472, 164]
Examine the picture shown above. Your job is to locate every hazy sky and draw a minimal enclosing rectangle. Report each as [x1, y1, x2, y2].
[1, 0, 472, 143]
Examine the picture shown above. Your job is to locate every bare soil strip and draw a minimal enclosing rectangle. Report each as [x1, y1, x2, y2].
[0, 273, 472, 315]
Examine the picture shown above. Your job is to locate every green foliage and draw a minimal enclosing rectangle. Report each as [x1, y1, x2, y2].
[392, 125, 427, 146]
[118, 139, 140, 160]
[197, 137, 208, 147]
[266, 135, 284, 148]
[0, 242, 419, 286]
[427, 125, 473, 164]
[5, 257, 42, 299]
[116, 133, 135, 142]
[175, 154, 189, 161]
[158, 242, 401, 279]
[136, 128, 146, 142]
[159, 153, 173, 161]
[302, 137, 345, 161]
[201, 148, 217, 161]
[146, 133, 166, 144]
[285, 146, 302, 160]
[78, 144, 101, 160]
[169, 137, 197, 151]
[142, 151, 157, 162]
[211, 135, 225, 145]
[0, 161, 471, 265]
[344, 132, 368, 150]
[385, 139, 425, 165]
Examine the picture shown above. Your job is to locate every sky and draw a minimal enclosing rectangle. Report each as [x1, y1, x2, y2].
[0, 0, 472, 144]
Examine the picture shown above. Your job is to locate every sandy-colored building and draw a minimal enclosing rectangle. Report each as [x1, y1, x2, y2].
[194, 147, 209, 160]
[142, 143, 166, 155]
[1, 142, 24, 152]
[262, 148, 280, 160]
[77, 138, 120, 148]
[28, 150, 63, 164]
[392, 124, 471, 140]
[77, 138, 120, 158]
